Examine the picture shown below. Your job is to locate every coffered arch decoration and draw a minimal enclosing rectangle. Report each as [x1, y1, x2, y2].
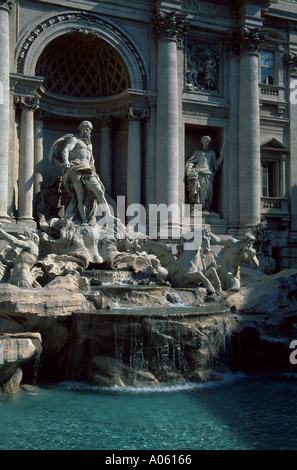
[35, 31, 131, 98]
[15, 11, 149, 92]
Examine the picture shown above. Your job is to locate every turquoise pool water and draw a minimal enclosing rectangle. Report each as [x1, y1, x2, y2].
[0, 373, 296, 450]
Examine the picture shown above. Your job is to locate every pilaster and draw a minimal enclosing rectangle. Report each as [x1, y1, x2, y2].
[0, 0, 13, 221]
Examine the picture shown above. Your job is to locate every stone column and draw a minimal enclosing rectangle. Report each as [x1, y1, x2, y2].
[123, 108, 145, 208]
[153, 11, 189, 223]
[238, 28, 267, 231]
[97, 116, 112, 197]
[34, 110, 49, 196]
[226, 32, 240, 234]
[0, 1, 13, 220]
[18, 96, 39, 222]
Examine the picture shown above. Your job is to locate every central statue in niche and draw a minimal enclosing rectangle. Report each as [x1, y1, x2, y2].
[48, 120, 113, 227]
[185, 135, 223, 212]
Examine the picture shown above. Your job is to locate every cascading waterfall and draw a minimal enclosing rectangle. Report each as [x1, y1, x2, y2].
[66, 302, 233, 387]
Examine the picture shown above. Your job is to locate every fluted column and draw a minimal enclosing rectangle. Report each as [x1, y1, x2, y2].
[18, 96, 39, 222]
[237, 28, 267, 230]
[0, 0, 13, 220]
[153, 11, 189, 221]
[123, 108, 145, 208]
[97, 116, 112, 197]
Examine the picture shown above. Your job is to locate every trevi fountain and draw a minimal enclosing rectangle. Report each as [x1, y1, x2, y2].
[0, 120, 296, 396]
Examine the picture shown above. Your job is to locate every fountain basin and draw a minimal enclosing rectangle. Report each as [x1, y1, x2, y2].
[67, 306, 233, 387]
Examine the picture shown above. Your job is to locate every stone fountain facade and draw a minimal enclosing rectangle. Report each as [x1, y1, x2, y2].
[0, 0, 297, 392]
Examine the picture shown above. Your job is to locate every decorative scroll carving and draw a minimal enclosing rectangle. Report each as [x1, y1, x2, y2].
[16, 95, 40, 111]
[0, 0, 13, 13]
[153, 11, 190, 43]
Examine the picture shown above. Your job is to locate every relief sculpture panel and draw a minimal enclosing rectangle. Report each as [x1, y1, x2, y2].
[185, 37, 222, 95]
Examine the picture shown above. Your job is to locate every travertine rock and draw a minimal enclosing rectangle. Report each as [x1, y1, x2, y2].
[89, 355, 159, 387]
[226, 269, 297, 315]
[0, 333, 42, 394]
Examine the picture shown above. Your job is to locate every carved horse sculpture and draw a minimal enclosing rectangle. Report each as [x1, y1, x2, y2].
[209, 231, 259, 291]
[142, 228, 219, 294]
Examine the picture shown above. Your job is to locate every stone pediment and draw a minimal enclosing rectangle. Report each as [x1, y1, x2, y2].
[261, 138, 289, 152]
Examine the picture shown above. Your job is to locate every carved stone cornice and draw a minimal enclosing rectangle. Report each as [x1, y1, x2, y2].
[153, 11, 190, 43]
[182, 100, 230, 119]
[37, 89, 155, 118]
[0, 0, 13, 13]
[227, 27, 267, 55]
[226, 0, 273, 6]
[10, 73, 44, 98]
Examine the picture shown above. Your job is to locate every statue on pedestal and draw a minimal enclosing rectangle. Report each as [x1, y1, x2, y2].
[185, 136, 223, 212]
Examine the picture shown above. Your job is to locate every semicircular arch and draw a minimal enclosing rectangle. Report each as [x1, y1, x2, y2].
[15, 11, 149, 91]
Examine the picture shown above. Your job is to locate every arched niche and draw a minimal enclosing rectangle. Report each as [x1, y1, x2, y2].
[15, 11, 149, 93]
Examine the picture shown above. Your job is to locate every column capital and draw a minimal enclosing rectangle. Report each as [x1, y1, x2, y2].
[0, 0, 13, 13]
[153, 11, 190, 43]
[15, 95, 39, 111]
[96, 115, 112, 127]
[227, 27, 267, 56]
[122, 107, 147, 121]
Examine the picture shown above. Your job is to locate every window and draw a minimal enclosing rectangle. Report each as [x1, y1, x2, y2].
[262, 161, 275, 197]
[260, 50, 275, 85]
[261, 139, 288, 202]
